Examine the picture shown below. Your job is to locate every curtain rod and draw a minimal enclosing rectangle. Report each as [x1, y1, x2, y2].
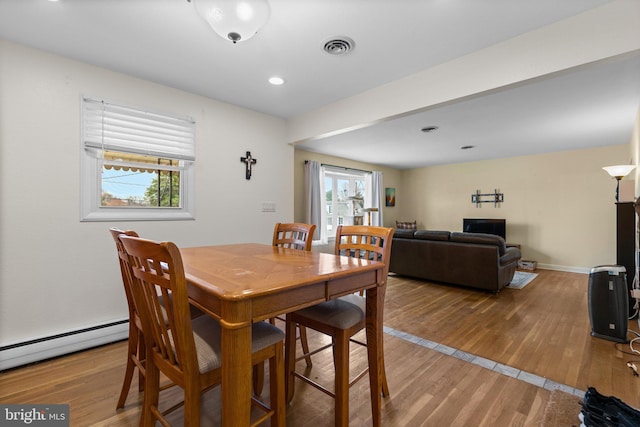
[305, 160, 371, 174]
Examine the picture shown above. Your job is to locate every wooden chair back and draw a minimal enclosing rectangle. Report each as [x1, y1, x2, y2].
[109, 228, 140, 318]
[272, 222, 316, 251]
[119, 235, 198, 384]
[109, 228, 150, 409]
[334, 225, 395, 280]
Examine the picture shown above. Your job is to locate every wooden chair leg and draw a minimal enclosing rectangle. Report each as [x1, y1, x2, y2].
[381, 355, 390, 397]
[141, 355, 160, 427]
[269, 342, 286, 427]
[183, 383, 201, 427]
[252, 363, 265, 396]
[299, 325, 313, 367]
[117, 324, 139, 409]
[284, 314, 298, 404]
[252, 316, 278, 396]
[334, 331, 350, 426]
[137, 329, 145, 392]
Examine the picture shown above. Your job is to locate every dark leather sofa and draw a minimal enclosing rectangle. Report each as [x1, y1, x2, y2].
[389, 229, 521, 292]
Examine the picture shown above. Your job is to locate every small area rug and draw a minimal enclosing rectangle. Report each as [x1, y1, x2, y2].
[507, 271, 538, 289]
[540, 389, 582, 427]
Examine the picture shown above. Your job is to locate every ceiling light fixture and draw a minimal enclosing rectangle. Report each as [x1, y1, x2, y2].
[268, 76, 285, 85]
[421, 126, 438, 133]
[191, 0, 270, 44]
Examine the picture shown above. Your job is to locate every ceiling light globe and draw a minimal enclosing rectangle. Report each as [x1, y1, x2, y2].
[194, 0, 270, 44]
[268, 76, 285, 85]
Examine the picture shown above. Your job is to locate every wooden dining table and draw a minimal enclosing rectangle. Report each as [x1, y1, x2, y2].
[179, 243, 386, 427]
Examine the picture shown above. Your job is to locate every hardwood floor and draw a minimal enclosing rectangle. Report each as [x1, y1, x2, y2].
[385, 268, 640, 407]
[1, 269, 638, 426]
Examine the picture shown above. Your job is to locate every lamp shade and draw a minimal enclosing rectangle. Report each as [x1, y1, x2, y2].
[193, 0, 270, 44]
[602, 165, 636, 179]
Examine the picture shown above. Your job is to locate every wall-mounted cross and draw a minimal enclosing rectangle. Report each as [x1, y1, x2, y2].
[240, 151, 257, 180]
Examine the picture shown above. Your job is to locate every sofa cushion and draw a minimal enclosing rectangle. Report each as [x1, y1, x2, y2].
[450, 232, 507, 255]
[396, 221, 417, 230]
[393, 229, 416, 239]
[414, 230, 451, 241]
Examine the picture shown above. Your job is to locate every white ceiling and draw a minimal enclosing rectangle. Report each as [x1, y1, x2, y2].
[1, 0, 639, 169]
[298, 54, 640, 168]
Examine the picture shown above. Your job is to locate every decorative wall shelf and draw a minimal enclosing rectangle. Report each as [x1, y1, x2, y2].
[472, 189, 504, 208]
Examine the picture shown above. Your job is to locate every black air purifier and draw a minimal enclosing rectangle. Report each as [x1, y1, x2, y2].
[588, 265, 628, 343]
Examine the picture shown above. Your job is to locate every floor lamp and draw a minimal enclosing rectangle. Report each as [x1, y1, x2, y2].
[603, 165, 636, 202]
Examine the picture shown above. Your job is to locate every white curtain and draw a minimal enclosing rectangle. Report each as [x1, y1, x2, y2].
[304, 160, 325, 244]
[371, 171, 384, 226]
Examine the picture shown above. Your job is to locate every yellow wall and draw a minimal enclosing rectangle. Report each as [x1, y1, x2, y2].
[296, 145, 632, 272]
[400, 144, 630, 272]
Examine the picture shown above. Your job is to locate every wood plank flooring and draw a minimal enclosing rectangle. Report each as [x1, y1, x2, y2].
[1, 268, 638, 426]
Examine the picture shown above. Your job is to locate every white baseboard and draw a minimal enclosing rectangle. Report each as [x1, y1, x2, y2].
[537, 263, 590, 274]
[0, 319, 129, 371]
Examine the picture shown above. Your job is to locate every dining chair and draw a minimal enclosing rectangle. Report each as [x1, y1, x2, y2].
[271, 222, 316, 360]
[109, 228, 205, 409]
[284, 225, 394, 426]
[119, 234, 285, 427]
[254, 222, 316, 395]
[272, 222, 316, 251]
[109, 228, 146, 409]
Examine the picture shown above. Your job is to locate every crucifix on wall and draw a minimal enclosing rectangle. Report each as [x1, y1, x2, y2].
[240, 151, 257, 180]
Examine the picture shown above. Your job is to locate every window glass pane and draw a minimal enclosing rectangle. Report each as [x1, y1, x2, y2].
[325, 176, 333, 232]
[323, 171, 369, 237]
[355, 179, 365, 198]
[101, 153, 181, 208]
[337, 179, 349, 202]
[325, 177, 332, 202]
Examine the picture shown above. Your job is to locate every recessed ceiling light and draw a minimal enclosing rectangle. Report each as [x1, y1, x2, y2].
[421, 126, 438, 133]
[460, 145, 475, 150]
[268, 76, 285, 85]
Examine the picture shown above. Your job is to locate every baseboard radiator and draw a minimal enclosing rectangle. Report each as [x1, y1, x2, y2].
[0, 319, 129, 371]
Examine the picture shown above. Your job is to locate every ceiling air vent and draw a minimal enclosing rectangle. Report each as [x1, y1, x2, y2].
[323, 37, 355, 56]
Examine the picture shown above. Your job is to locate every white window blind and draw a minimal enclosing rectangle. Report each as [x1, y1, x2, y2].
[80, 96, 196, 221]
[82, 97, 195, 161]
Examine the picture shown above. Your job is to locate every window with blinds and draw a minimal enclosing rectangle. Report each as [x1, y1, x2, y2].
[80, 96, 196, 221]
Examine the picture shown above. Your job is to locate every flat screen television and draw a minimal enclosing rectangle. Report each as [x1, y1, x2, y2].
[463, 218, 506, 240]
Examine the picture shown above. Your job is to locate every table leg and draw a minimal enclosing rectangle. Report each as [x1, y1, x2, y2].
[366, 285, 384, 427]
[284, 313, 297, 404]
[220, 309, 252, 427]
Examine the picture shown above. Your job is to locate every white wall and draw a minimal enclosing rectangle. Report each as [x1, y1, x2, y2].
[0, 40, 291, 348]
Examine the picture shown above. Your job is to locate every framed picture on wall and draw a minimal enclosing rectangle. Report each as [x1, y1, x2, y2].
[385, 188, 395, 207]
